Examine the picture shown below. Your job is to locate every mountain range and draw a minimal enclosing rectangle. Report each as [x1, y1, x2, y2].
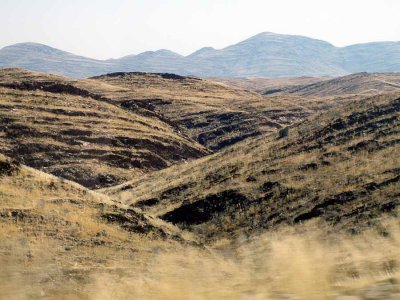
[1, 32, 399, 78]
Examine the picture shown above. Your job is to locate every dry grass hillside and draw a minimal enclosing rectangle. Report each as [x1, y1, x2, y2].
[105, 92, 400, 241]
[0, 153, 203, 298]
[1, 68, 332, 189]
[88, 72, 326, 150]
[262, 72, 400, 97]
[210, 76, 330, 92]
[90, 72, 400, 151]
[1, 68, 400, 299]
[3, 151, 400, 300]
[0, 68, 208, 188]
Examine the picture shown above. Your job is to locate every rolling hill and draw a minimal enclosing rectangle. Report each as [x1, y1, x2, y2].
[210, 75, 330, 92]
[88, 72, 312, 150]
[2, 68, 398, 190]
[0, 68, 319, 187]
[262, 72, 400, 96]
[1, 68, 400, 298]
[0, 153, 198, 298]
[0, 69, 208, 188]
[1, 32, 399, 78]
[104, 92, 400, 241]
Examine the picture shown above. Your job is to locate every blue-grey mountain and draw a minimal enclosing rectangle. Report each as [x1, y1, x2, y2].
[0, 32, 399, 78]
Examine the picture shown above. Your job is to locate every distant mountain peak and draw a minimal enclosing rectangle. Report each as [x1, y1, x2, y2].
[2, 42, 57, 51]
[1, 42, 75, 57]
[134, 49, 182, 58]
[4, 42, 46, 47]
[253, 31, 277, 36]
[188, 47, 216, 57]
[155, 49, 182, 56]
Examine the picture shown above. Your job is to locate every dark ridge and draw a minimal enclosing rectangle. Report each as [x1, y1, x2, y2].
[262, 88, 283, 95]
[0, 81, 111, 103]
[92, 71, 201, 81]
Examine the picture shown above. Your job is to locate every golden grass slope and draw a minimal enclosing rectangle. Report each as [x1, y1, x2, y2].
[2, 152, 400, 300]
[0, 153, 187, 245]
[0, 153, 203, 299]
[105, 92, 400, 241]
[1, 73, 400, 298]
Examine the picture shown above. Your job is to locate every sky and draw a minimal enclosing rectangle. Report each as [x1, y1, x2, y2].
[0, 0, 399, 59]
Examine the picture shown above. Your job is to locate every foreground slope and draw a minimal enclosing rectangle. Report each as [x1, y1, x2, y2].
[2, 152, 400, 299]
[0, 154, 197, 298]
[105, 92, 400, 240]
[0, 154, 177, 242]
[0, 69, 207, 188]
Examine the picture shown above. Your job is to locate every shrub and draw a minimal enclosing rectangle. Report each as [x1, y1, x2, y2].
[278, 127, 289, 139]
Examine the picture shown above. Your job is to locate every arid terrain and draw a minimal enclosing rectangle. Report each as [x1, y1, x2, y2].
[0, 68, 399, 299]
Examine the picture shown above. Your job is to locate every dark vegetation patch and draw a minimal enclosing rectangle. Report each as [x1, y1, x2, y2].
[262, 88, 283, 95]
[135, 198, 160, 208]
[0, 158, 20, 177]
[204, 164, 241, 184]
[212, 131, 262, 150]
[294, 175, 400, 224]
[95, 72, 194, 81]
[161, 190, 250, 226]
[159, 183, 197, 199]
[298, 162, 319, 171]
[101, 207, 167, 237]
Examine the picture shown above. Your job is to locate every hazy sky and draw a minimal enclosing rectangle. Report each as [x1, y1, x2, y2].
[1, 0, 399, 59]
